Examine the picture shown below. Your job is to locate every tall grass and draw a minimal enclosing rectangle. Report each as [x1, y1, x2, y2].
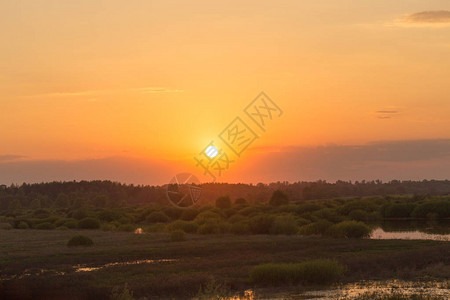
[250, 259, 345, 285]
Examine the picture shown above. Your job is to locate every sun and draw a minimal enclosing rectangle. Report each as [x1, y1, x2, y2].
[205, 145, 219, 158]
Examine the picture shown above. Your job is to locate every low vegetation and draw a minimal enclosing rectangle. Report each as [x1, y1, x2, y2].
[67, 235, 94, 247]
[250, 259, 345, 285]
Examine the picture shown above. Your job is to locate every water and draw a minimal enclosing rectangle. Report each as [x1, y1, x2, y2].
[230, 280, 450, 299]
[369, 220, 450, 241]
[1, 258, 176, 280]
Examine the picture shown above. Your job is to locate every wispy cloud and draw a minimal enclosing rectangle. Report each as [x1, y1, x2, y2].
[374, 108, 400, 120]
[0, 155, 26, 162]
[133, 87, 184, 94]
[25, 87, 184, 99]
[393, 11, 450, 27]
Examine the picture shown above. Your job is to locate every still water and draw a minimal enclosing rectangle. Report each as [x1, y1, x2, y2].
[369, 220, 450, 241]
[230, 280, 450, 299]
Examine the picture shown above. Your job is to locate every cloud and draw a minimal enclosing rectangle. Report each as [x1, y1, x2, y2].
[2, 140, 450, 185]
[25, 87, 184, 98]
[225, 139, 450, 183]
[375, 109, 400, 120]
[394, 11, 450, 27]
[133, 87, 184, 94]
[404, 11, 450, 23]
[0, 155, 26, 162]
[0, 156, 176, 185]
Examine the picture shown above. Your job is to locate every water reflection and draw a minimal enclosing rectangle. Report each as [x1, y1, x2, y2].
[229, 280, 449, 299]
[369, 220, 450, 241]
[74, 258, 176, 272]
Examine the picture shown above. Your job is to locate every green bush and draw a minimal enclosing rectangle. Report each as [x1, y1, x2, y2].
[215, 196, 232, 209]
[249, 214, 275, 234]
[298, 220, 333, 236]
[63, 219, 78, 229]
[227, 214, 246, 224]
[0, 223, 13, 230]
[67, 235, 94, 247]
[117, 224, 135, 232]
[167, 220, 199, 233]
[383, 203, 415, 218]
[270, 215, 298, 235]
[348, 209, 369, 222]
[146, 211, 169, 223]
[411, 200, 450, 219]
[231, 221, 251, 235]
[180, 209, 199, 221]
[17, 221, 29, 229]
[197, 221, 220, 234]
[170, 230, 186, 242]
[56, 226, 68, 230]
[296, 203, 322, 214]
[194, 211, 222, 225]
[77, 217, 100, 229]
[250, 259, 345, 285]
[269, 190, 289, 206]
[329, 221, 371, 238]
[35, 222, 55, 230]
[234, 198, 247, 205]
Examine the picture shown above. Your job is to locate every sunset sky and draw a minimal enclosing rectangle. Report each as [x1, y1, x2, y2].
[1, 0, 450, 184]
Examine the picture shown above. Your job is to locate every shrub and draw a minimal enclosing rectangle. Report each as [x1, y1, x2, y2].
[227, 214, 246, 224]
[197, 221, 220, 234]
[348, 209, 369, 222]
[67, 235, 94, 247]
[101, 222, 117, 231]
[117, 224, 135, 232]
[411, 200, 450, 219]
[180, 209, 199, 221]
[269, 190, 289, 206]
[296, 203, 322, 214]
[77, 217, 100, 229]
[234, 198, 247, 205]
[0, 223, 12, 230]
[56, 226, 68, 230]
[163, 207, 183, 220]
[194, 211, 222, 225]
[298, 220, 333, 236]
[170, 230, 186, 242]
[146, 211, 169, 223]
[167, 220, 199, 233]
[216, 196, 232, 209]
[64, 219, 78, 229]
[17, 221, 29, 229]
[72, 209, 88, 220]
[35, 222, 55, 230]
[249, 214, 275, 234]
[250, 259, 344, 285]
[231, 221, 251, 235]
[270, 215, 299, 235]
[383, 203, 415, 218]
[329, 221, 371, 238]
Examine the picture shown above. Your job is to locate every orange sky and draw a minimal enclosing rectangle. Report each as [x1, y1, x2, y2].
[1, 1, 450, 184]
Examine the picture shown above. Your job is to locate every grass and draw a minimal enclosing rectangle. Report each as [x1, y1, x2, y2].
[0, 229, 448, 299]
[249, 259, 345, 285]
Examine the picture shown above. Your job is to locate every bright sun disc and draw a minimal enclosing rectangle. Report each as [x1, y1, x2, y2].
[205, 146, 219, 158]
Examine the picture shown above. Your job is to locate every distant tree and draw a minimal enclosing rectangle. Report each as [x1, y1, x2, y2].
[234, 198, 247, 205]
[215, 196, 231, 209]
[269, 190, 289, 206]
[29, 198, 41, 209]
[55, 193, 69, 208]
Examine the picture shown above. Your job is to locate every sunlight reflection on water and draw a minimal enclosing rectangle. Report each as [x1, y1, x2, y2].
[74, 258, 176, 272]
[230, 280, 449, 299]
[370, 228, 450, 241]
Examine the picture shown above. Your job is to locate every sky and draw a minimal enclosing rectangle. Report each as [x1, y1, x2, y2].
[1, 0, 450, 185]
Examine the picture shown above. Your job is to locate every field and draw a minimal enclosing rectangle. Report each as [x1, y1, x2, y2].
[0, 229, 449, 299]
